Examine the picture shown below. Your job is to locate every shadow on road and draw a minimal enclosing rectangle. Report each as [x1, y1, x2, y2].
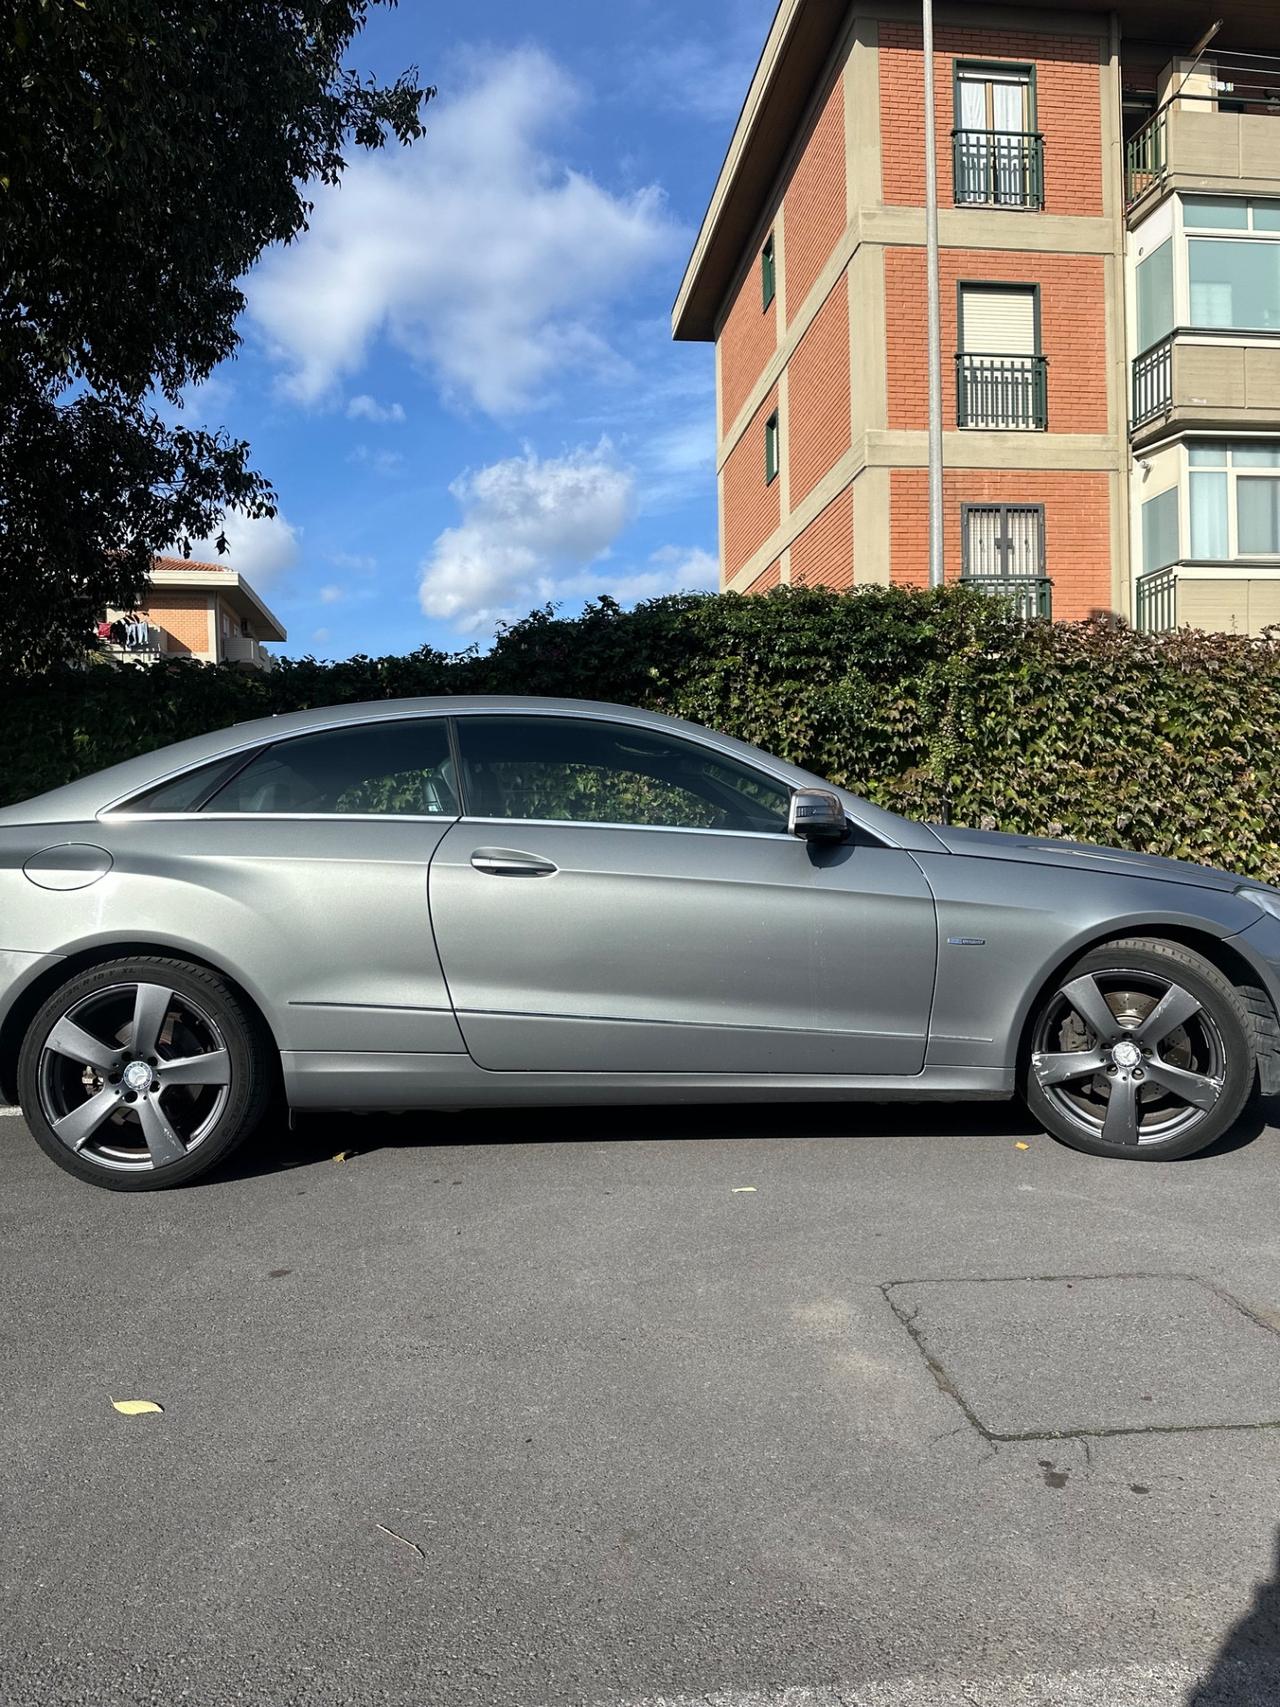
[205, 1090, 1279, 1187]
[1187, 1529, 1280, 1706]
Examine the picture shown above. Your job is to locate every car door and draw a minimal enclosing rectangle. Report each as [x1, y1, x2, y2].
[428, 713, 937, 1075]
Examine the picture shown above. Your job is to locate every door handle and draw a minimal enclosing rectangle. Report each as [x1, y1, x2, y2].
[470, 848, 558, 877]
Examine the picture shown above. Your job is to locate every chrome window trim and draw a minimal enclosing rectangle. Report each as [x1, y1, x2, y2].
[454, 815, 793, 842]
[102, 810, 461, 825]
[94, 705, 897, 846]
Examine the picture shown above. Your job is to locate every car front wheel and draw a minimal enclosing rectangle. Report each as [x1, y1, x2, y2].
[17, 956, 275, 1190]
[1025, 937, 1256, 1161]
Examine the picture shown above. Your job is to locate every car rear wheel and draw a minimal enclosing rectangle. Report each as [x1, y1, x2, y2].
[17, 956, 275, 1191]
[1025, 938, 1255, 1161]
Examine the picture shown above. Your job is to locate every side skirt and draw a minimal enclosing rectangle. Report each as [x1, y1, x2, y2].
[281, 1051, 1015, 1110]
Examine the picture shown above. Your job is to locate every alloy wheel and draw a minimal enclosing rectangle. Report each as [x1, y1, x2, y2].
[36, 981, 232, 1172]
[1030, 968, 1226, 1148]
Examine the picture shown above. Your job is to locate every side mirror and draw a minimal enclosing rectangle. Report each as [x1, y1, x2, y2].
[787, 788, 849, 843]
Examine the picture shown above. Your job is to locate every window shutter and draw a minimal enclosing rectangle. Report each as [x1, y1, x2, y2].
[960, 287, 1036, 354]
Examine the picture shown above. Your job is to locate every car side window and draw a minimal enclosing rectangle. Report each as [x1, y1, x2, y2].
[123, 752, 262, 813]
[200, 719, 458, 816]
[454, 716, 792, 833]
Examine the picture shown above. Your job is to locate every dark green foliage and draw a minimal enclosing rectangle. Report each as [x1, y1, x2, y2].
[2, 585, 1278, 881]
[1, 0, 431, 675]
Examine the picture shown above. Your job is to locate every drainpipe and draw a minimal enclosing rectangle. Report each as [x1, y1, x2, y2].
[922, 0, 945, 588]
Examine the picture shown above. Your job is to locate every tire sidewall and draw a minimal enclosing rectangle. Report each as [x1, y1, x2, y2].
[1025, 942, 1254, 1161]
[17, 958, 268, 1191]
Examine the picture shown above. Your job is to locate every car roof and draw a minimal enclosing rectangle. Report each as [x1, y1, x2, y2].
[0, 693, 938, 849]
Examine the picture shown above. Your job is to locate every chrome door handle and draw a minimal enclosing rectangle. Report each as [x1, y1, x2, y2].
[470, 848, 558, 877]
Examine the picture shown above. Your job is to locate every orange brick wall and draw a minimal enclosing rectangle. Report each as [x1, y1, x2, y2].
[783, 72, 846, 324]
[788, 275, 851, 507]
[745, 560, 782, 594]
[723, 386, 781, 579]
[879, 21, 1104, 217]
[719, 237, 779, 436]
[884, 247, 1108, 434]
[791, 486, 854, 591]
[143, 593, 211, 657]
[889, 469, 1112, 620]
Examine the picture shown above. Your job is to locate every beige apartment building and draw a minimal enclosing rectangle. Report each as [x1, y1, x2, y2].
[673, 0, 1280, 633]
[103, 555, 286, 670]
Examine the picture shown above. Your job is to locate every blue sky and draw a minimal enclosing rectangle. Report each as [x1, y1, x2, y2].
[173, 0, 775, 660]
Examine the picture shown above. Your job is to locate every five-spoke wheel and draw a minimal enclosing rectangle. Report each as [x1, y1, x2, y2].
[1026, 938, 1255, 1160]
[18, 957, 274, 1190]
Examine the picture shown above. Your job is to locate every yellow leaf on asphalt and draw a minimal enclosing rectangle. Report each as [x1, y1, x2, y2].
[1014, 1141, 1030, 1151]
[731, 1185, 757, 1193]
[333, 1150, 352, 1162]
[111, 1398, 164, 1416]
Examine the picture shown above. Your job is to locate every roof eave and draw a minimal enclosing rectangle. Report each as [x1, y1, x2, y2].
[672, 0, 837, 343]
[149, 570, 287, 643]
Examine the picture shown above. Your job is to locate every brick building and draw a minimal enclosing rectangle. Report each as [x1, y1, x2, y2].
[673, 0, 1280, 633]
[103, 556, 285, 669]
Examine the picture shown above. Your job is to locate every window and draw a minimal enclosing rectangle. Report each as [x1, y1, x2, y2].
[1141, 487, 1180, 573]
[1188, 441, 1280, 560]
[957, 284, 1045, 429]
[764, 409, 779, 484]
[960, 284, 1037, 354]
[955, 62, 1033, 136]
[454, 716, 793, 834]
[1135, 239, 1174, 351]
[1183, 197, 1280, 233]
[953, 62, 1039, 208]
[761, 234, 776, 309]
[121, 752, 263, 814]
[961, 505, 1045, 578]
[201, 719, 457, 816]
[1188, 239, 1280, 332]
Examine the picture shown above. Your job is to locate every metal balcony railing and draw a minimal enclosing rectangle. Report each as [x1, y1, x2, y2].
[952, 129, 1045, 209]
[1123, 49, 1280, 207]
[956, 353, 1048, 430]
[1125, 111, 1168, 208]
[1136, 566, 1178, 633]
[962, 574, 1053, 619]
[1131, 334, 1174, 429]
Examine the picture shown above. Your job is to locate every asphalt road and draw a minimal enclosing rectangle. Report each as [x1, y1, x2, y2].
[1, 1096, 1279, 1707]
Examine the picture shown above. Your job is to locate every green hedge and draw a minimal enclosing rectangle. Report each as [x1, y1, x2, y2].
[2, 585, 1278, 881]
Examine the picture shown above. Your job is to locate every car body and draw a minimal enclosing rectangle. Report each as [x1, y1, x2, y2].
[2, 694, 1279, 1187]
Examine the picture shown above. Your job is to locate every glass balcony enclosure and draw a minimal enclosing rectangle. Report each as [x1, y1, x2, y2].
[1129, 194, 1280, 429]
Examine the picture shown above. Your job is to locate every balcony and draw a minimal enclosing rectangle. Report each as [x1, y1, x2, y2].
[1135, 564, 1280, 635]
[1130, 328, 1280, 443]
[1125, 51, 1280, 214]
[956, 353, 1048, 430]
[961, 574, 1053, 619]
[952, 130, 1044, 210]
[222, 631, 277, 670]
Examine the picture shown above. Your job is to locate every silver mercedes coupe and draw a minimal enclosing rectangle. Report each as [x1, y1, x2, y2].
[1, 694, 1278, 1189]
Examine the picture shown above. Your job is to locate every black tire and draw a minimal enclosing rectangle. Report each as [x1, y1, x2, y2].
[1024, 937, 1255, 1161]
[17, 956, 276, 1191]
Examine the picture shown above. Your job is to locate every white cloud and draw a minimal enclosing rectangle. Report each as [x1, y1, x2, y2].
[346, 394, 405, 424]
[418, 442, 715, 633]
[327, 550, 377, 574]
[318, 584, 345, 604]
[347, 444, 404, 475]
[247, 47, 681, 415]
[638, 37, 759, 124]
[184, 510, 300, 587]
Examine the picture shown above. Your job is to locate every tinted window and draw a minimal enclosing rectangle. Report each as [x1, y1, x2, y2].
[203, 720, 457, 816]
[455, 716, 791, 833]
[124, 752, 260, 813]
